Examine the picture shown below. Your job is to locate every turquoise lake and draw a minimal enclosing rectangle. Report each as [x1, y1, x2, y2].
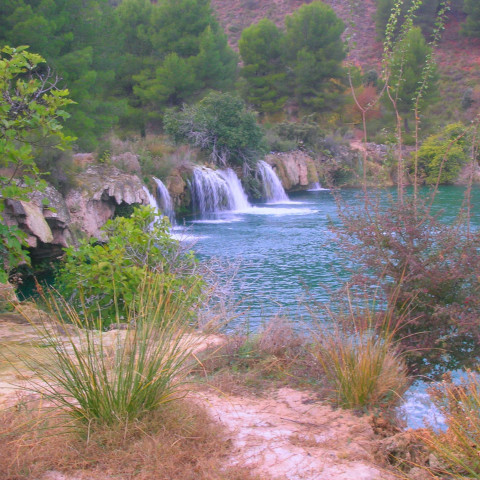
[180, 185, 480, 329]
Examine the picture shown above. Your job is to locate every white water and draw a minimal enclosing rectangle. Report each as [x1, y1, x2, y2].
[189, 166, 251, 215]
[308, 182, 329, 192]
[153, 177, 175, 221]
[142, 186, 159, 213]
[257, 160, 290, 203]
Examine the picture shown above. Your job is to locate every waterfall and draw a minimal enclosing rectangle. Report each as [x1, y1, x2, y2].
[153, 177, 175, 220]
[257, 160, 289, 203]
[189, 166, 251, 215]
[142, 186, 159, 213]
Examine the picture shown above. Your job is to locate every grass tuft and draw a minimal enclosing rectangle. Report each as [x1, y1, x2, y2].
[5, 274, 202, 426]
[417, 371, 480, 478]
[311, 295, 409, 410]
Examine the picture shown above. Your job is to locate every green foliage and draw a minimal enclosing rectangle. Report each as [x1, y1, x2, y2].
[0, 0, 237, 143]
[0, 46, 73, 282]
[387, 27, 438, 117]
[118, 0, 237, 128]
[164, 92, 265, 168]
[239, 19, 287, 114]
[0, 0, 125, 150]
[416, 123, 469, 184]
[57, 206, 200, 326]
[284, 1, 346, 110]
[462, 0, 480, 37]
[8, 274, 203, 426]
[270, 120, 326, 153]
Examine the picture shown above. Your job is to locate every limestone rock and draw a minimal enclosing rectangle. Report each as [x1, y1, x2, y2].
[66, 165, 149, 238]
[3, 183, 73, 259]
[0, 282, 18, 309]
[72, 153, 95, 169]
[265, 151, 319, 191]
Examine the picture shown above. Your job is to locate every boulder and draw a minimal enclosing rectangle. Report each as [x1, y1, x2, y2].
[65, 165, 150, 238]
[3, 183, 73, 260]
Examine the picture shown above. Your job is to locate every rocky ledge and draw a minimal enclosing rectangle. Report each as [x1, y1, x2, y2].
[3, 165, 150, 261]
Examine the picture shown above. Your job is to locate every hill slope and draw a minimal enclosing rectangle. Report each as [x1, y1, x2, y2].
[211, 0, 480, 117]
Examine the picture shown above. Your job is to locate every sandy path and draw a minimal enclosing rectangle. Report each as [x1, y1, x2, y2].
[197, 387, 394, 480]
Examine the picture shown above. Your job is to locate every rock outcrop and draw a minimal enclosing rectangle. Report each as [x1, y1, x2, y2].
[265, 151, 319, 191]
[165, 167, 193, 211]
[3, 184, 73, 260]
[65, 165, 150, 239]
[3, 165, 151, 261]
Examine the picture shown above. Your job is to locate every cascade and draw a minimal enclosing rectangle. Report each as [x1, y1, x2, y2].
[308, 182, 323, 191]
[257, 160, 289, 203]
[153, 177, 175, 221]
[189, 166, 251, 215]
[142, 186, 159, 213]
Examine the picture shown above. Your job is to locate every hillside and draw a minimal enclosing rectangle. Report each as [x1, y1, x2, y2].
[211, 0, 480, 116]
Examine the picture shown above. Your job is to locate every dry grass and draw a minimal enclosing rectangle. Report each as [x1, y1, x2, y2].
[3, 276, 203, 427]
[195, 318, 325, 396]
[414, 371, 480, 479]
[0, 399, 258, 480]
[311, 296, 409, 410]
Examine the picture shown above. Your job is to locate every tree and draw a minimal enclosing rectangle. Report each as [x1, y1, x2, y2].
[387, 27, 438, 131]
[375, 0, 442, 39]
[0, 0, 124, 150]
[284, 1, 346, 110]
[462, 0, 480, 37]
[239, 19, 287, 115]
[416, 123, 469, 184]
[0, 46, 73, 282]
[119, 0, 237, 128]
[164, 92, 265, 169]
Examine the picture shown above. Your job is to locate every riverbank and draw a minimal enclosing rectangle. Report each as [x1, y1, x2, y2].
[0, 310, 411, 480]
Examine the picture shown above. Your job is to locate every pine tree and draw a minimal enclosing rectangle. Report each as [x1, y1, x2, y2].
[239, 19, 287, 114]
[284, 1, 345, 110]
[387, 27, 438, 131]
[463, 0, 480, 37]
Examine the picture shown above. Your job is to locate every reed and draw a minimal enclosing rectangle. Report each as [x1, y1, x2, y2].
[6, 273, 202, 426]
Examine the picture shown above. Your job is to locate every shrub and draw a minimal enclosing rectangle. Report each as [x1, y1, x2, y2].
[416, 123, 470, 185]
[8, 274, 203, 426]
[57, 205, 200, 327]
[164, 92, 266, 170]
[336, 195, 480, 374]
[311, 296, 409, 410]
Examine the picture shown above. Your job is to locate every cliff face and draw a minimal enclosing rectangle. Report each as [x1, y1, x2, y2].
[3, 165, 151, 261]
[265, 151, 319, 191]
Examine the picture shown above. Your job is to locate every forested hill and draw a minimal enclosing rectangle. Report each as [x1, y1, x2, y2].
[212, 0, 480, 91]
[211, 0, 379, 65]
[211, 0, 480, 123]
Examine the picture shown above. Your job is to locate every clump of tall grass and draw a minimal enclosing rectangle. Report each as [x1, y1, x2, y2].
[7, 274, 202, 427]
[418, 371, 480, 478]
[311, 294, 409, 410]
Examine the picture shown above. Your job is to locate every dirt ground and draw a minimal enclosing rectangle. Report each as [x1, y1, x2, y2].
[0, 316, 394, 480]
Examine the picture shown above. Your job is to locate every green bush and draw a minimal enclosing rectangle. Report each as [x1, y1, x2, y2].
[415, 123, 469, 184]
[57, 206, 200, 326]
[164, 92, 266, 169]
